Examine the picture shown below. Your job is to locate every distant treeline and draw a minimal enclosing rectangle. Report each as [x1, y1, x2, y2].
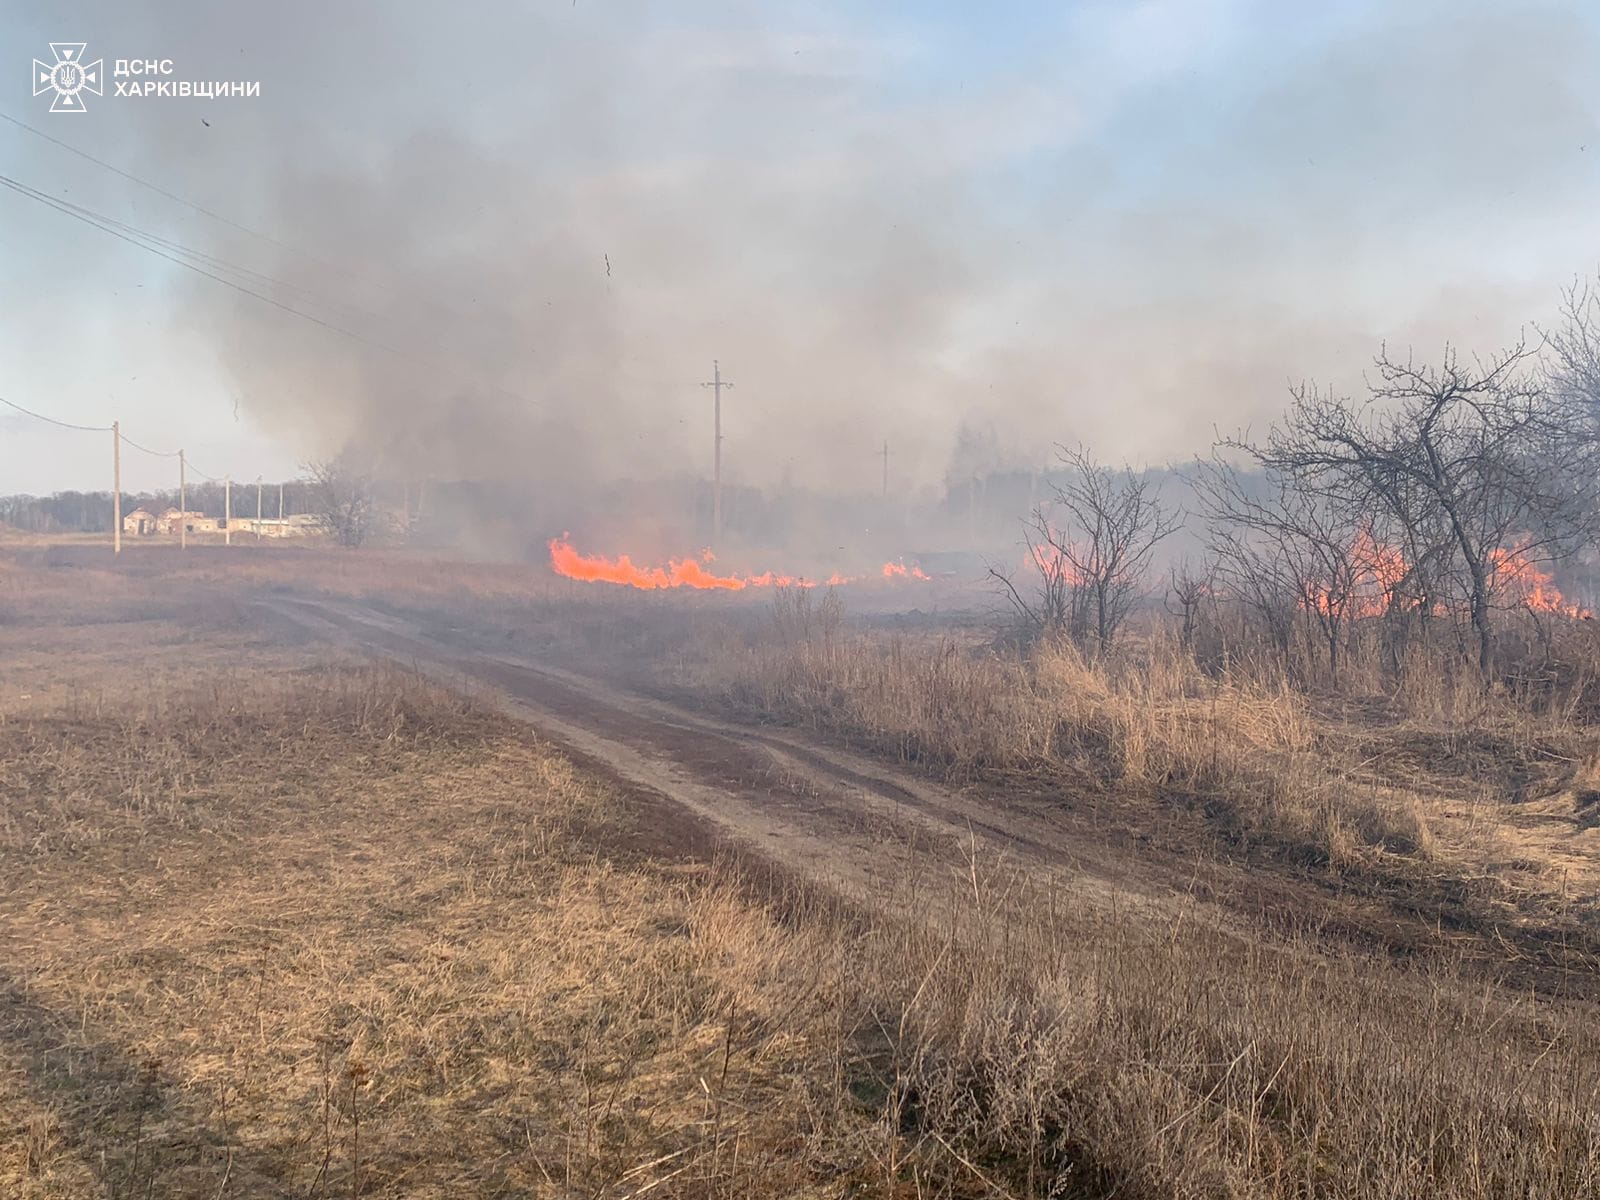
[0, 480, 317, 533]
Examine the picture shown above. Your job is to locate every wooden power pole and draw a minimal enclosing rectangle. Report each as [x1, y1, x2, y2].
[700, 360, 733, 546]
[112, 421, 121, 555]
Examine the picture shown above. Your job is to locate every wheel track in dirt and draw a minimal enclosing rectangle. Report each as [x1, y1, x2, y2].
[258, 593, 1600, 1002]
[260, 594, 1161, 920]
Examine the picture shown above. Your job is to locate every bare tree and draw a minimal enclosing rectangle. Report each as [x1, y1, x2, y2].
[1166, 558, 1214, 651]
[1223, 342, 1600, 679]
[303, 454, 377, 548]
[1194, 457, 1379, 685]
[1543, 276, 1600, 427]
[996, 446, 1180, 654]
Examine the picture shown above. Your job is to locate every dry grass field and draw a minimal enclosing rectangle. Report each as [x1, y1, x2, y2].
[3, 544, 1599, 1197]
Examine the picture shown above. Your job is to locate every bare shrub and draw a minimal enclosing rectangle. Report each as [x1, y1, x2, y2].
[303, 453, 378, 548]
[996, 445, 1180, 656]
[1223, 341, 1600, 679]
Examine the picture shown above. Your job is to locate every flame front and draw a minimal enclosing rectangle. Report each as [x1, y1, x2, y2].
[1293, 531, 1589, 620]
[1020, 527, 1590, 621]
[882, 561, 931, 581]
[1488, 540, 1592, 619]
[548, 538, 929, 591]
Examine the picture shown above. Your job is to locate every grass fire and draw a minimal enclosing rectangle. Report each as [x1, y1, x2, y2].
[6, 4, 1600, 1198]
[548, 536, 929, 590]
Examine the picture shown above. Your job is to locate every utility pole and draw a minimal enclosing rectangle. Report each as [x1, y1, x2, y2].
[278, 481, 284, 521]
[179, 449, 187, 549]
[256, 476, 263, 541]
[112, 421, 121, 555]
[882, 440, 889, 497]
[224, 476, 232, 546]
[700, 360, 733, 547]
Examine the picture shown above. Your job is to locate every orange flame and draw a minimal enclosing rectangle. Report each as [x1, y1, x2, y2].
[1488, 540, 1592, 619]
[548, 538, 747, 590]
[1310, 529, 1408, 618]
[1026, 542, 1085, 586]
[882, 560, 932, 581]
[548, 538, 929, 592]
[1300, 531, 1591, 620]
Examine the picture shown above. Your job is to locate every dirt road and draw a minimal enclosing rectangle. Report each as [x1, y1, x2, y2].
[260, 593, 1600, 996]
[262, 595, 1172, 917]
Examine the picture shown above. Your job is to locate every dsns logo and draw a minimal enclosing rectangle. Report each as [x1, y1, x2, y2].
[33, 43, 103, 112]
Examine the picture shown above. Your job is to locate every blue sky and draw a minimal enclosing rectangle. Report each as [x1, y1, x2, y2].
[4, 1, 1600, 495]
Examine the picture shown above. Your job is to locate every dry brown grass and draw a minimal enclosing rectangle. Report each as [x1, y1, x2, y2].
[2, 656, 1597, 1198]
[669, 593, 1459, 868]
[149, 543, 1595, 943]
[3, 544, 1599, 1197]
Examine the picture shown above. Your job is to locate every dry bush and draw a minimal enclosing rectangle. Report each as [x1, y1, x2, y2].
[680, 594, 1436, 869]
[822, 853, 1600, 1198]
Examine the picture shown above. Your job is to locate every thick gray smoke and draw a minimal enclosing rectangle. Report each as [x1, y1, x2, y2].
[13, 0, 1600, 545]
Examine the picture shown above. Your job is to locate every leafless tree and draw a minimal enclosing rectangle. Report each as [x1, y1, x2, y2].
[1222, 342, 1600, 679]
[995, 446, 1181, 655]
[1166, 558, 1214, 651]
[1543, 276, 1600, 427]
[303, 453, 377, 548]
[1193, 458, 1372, 683]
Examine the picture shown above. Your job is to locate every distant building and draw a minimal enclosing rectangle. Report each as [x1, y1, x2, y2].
[159, 508, 220, 534]
[119, 506, 317, 538]
[246, 514, 320, 538]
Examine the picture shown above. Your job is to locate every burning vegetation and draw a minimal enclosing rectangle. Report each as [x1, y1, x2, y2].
[548, 537, 928, 591]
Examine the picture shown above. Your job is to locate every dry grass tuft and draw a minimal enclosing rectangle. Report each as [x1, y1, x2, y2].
[679, 593, 1445, 871]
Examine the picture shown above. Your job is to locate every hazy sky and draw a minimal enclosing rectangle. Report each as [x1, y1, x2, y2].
[4, 0, 1600, 497]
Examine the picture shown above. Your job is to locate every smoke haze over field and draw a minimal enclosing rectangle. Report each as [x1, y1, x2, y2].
[4, 1, 1600, 502]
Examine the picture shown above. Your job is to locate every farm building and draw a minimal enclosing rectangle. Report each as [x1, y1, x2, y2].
[118, 506, 317, 537]
[244, 514, 320, 538]
[159, 508, 221, 534]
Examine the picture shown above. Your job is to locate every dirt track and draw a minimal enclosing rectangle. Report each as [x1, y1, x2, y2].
[262, 594, 1153, 919]
[261, 592, 1600, 997]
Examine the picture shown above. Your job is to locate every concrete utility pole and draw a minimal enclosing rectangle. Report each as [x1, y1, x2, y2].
[700, 360, 733, 547]
[224, 476, 232, 546]
[111, 422, 121, 553]
[179, 449, 187, 549]
[112, 421, 121, 555]
[278, 481, 284, 521]
[256, 476, 263, 541]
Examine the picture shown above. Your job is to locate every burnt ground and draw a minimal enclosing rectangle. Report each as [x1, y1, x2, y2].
[261, 591, 1600, 1003]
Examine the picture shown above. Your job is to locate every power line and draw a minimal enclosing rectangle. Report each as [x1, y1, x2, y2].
[0, 394, 111, 432]
[1, 157, 706, 473]
[0, 171, 422, 365]
[182, 457, 226, 482]
[0, 169, 644, 416]
[0, 117, 538, 371]
[1, 112, 546, 364]
[1, 123, 683, 388]
[3, 392, 233, 480]
[118, 430, 181, 458]
[0, 108, 335, 271]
